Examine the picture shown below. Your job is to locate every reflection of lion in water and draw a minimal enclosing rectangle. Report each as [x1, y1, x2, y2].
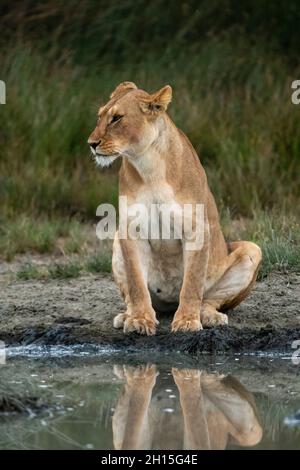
[112, 365, 262, 450]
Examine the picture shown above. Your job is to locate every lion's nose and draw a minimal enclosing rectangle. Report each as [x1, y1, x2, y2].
[89, 139, 101, 150]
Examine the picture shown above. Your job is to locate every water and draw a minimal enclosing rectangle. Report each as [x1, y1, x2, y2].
[0, 346, 300, 450]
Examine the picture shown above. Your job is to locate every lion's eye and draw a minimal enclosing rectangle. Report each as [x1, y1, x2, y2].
[110, 114, 123, 125]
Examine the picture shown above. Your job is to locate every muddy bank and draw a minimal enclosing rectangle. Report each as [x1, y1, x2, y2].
[1, 262, 300, 354]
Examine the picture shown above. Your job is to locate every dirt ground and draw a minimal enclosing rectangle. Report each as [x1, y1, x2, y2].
[0, 256, 300, 354]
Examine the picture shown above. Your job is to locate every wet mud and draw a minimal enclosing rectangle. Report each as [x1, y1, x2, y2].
[1, 262, 300, 355]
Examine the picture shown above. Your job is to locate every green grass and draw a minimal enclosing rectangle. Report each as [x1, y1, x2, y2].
[85, 252, 112, 274]
[16, 263, 46, 281]
[1, 2, 300, 274]
[15, 252, 113, 281]
[1, 44, 300, 225]
[47, 262, 82, 279]
[0, 216, 90, 261]
[222, 211, 300, 278]
[13, 211, 300, 281]
[16, 261, 82, 281]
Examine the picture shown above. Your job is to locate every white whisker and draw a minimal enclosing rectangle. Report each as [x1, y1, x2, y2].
[94, 154, 118, 168]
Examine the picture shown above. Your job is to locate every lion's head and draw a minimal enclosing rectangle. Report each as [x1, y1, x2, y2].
[88, 82, 172, 167]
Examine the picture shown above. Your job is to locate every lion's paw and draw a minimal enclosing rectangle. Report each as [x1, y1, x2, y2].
[113, 307, 134, 329]
[172, 368, 201, 381]
[124, 364, 158, 382]
[201, 305, 228, 328]
[113, 313, 126, 329]
[113, 364, 126, 379]
[124, 312, 158, 335]
[171, 316, 202, 333]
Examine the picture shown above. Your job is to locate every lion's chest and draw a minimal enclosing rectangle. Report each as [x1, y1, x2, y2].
[136, 184, 183, 304]
[126, 183, 183, 254]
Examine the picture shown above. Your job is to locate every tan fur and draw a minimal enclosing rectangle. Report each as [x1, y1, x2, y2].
[112, 365, 262, 450]
[88, 82, 262, 335]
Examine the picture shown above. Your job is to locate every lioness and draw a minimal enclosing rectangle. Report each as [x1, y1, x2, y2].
[88, 82, 262, 335]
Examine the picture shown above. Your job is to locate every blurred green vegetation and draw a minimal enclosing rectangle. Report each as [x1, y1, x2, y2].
[16, 251, 112, 280]
[1, 1, 300, 270]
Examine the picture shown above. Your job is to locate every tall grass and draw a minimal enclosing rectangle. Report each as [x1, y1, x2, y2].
[222, 210, 300, 277]
[0, 49, 118, 220]
[1, 1, 300, 265]
[1, 46, 299, 221]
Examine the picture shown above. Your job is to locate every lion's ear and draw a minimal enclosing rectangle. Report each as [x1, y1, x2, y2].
[140, 85, 172, 114]
[110, 81, 137, 99]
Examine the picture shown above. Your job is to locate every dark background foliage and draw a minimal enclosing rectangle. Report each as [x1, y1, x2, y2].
[0, 1, 300, 265]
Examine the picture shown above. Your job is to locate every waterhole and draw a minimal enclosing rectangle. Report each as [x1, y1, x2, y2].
[0, 346, 299, 450]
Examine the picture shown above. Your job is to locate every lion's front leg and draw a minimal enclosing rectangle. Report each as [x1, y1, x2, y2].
[172, 368, 210, 449]
[112, 364, 158, 449]
[171, 221, 209, 333]
[112, 233, 158, 335]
